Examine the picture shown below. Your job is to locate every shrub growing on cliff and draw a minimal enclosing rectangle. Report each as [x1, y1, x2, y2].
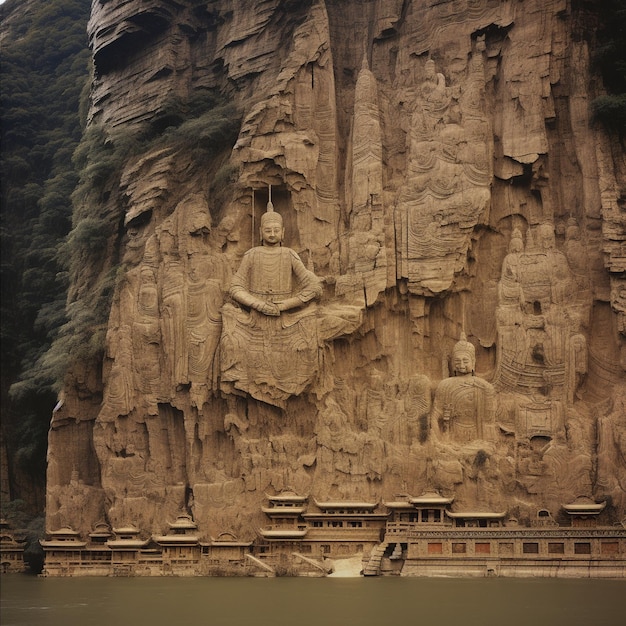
[588, 0, 626, 135]
[1, 0, 91, 511]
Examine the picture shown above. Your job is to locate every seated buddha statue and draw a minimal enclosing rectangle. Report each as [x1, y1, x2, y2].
[220, 202, 325, 407]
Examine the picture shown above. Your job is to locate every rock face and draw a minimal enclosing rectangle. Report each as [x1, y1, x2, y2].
[47, 0, 626, 541]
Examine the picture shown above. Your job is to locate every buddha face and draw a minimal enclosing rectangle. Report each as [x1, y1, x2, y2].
[538, 225, 555, 250]
[261, 221, 284, 246]
[453, 352, 474, 375]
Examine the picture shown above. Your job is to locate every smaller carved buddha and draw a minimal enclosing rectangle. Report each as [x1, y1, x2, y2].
[498, 228, 525, 306]
[420, 59, 449, 111]
[431, 333, 496, 444]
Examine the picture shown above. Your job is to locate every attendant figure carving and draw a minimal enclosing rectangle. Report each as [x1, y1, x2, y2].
[431, 333, 496, 443]
[494, 223, 586, 403]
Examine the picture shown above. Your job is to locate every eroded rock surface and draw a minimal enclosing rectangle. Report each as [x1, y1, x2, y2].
[48, 0, 626, 539]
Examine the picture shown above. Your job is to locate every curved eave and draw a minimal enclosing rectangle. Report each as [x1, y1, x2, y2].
[563, 502, 606, 515]
[167, 517, 198, 531]
[40, 540, 87, 549]
[262, 506, 306, 515]
[257, 528, 308, 539]
[46, 528, 82, 538]
[106, 540, 151, 549]
[153, 535, 199, 545]
[409, 495, 454, 506]
[112, 526, 141, 534]
[0, 538, 26, 546]
[384, 501, 416, 510]
[266, 494, 308, 504]
[204, 541, 254, 547]
[445, 511, 507, 519]
[302, 513, 389, 521]
[313, 499, 378, 510]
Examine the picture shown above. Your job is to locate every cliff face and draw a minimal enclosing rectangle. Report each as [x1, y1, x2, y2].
[47, 0, 626, 539]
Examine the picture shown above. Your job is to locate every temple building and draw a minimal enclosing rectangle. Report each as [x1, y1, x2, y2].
[38, 490, 625, 577]
[0, 519, 26, 574]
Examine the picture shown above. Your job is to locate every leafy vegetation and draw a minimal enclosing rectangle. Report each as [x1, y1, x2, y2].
[1, 0, 240, 515]
[0, 0, 92, 510]
[584, 0, 626, 135]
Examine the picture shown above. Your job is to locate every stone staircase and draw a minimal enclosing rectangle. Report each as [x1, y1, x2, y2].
[362, 542, 388, 576]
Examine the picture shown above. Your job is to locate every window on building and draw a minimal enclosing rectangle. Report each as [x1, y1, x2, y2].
[312, 521, 323, 528]
[523, 542, 539, 554]
[321, 545, 331, 554]
[452, 542, 466, 554]
[574, 542, 591, 555]
[427, 542, 443, 554]
[600, 542, 619, 555]
[348, 521, 363, 528]
[475, 542, 491, 554]
[548, 542, 564, 554]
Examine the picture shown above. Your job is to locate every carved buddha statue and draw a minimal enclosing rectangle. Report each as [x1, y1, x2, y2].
[220, 201, 325, 407]
[229, 205, 322, 316]
[431, 333, 496, 444]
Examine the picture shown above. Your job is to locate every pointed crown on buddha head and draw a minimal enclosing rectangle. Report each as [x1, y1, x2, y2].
[260, 184, 283, 228]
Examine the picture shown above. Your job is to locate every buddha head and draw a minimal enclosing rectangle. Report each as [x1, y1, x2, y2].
[509, 228, 524, 254]
[260, 201, 284, 247]
[424, 59, 437, 80]
[452, 332, 475, 376]
[537, 223, 556, 251]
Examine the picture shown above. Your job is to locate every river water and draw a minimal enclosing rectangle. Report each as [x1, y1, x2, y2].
[1, 575, 624, 626]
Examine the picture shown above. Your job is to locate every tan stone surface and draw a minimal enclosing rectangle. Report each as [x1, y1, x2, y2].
[47, 0, 626, 540]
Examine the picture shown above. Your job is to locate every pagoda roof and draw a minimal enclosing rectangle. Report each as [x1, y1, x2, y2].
[445, 510, 507, 519]
[563, 498, 607, 516]
[313, 498, 378, 510]
[153, 534, 199, 545]
[167, 514, 198, 530]
[257, 527, 308, 539]
[0, 534, 26, 546]
[46, 527, 82, 537]
[265, 492, 308, 503]
[40, 539, 87, 549]
[112, 525, 141, 535]
[409, 492, 454, 506]
[383, 500, 416, 510]
[106, 538, 151, 549]
[202, 531, 253, 547]
[89, 522, 112, 539]
[262, 505, 306, 515]
[204, 539, 254, 547]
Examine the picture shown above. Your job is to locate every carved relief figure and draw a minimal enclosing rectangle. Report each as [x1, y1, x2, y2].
[495, 223, 587, 404]
[220, 203, 323, 407]
[431, 333, 496, 443]
[396, 53, 492, 295]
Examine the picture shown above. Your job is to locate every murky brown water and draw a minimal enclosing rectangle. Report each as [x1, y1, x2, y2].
[1, 575, 624, 626]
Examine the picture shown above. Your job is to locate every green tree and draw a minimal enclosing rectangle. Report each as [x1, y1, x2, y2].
[0, 0, 92, 514]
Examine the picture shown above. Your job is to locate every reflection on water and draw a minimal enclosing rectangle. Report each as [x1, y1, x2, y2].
[1, 575, 624, 626]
